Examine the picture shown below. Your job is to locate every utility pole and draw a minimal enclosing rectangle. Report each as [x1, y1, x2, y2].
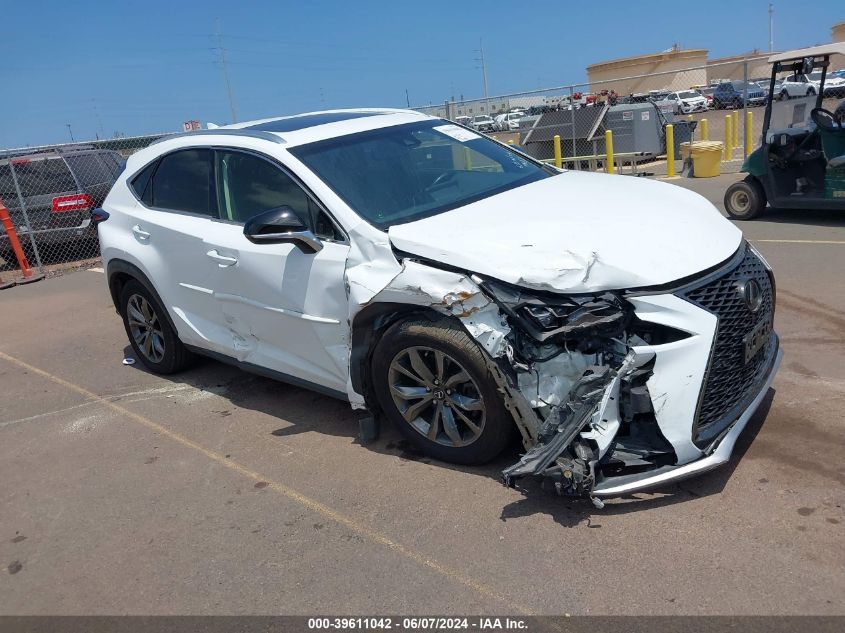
[215, 17, 237, 124]
[768, 3, 774, 52]
[66, 124, 74, 142]
[405, 88, 410, 108]
[474, 39, 489, 112]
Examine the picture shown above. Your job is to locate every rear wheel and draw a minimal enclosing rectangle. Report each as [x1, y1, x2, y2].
[371, 318, 514, 465]
[807, 87, 816, 96]
[119, 280, 193, 374]
[725, 177, 767, 220]
[779, 90, 789, 101]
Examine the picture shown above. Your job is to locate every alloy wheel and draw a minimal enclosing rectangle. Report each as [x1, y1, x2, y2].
[126, 294, 165, 363]
[388, 346, 486, 448]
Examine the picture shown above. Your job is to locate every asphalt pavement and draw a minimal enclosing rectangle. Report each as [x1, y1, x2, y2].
[1, 173, 843, 615]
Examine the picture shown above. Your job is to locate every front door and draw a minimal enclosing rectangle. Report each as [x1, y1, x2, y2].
[202, 149, 350, 395]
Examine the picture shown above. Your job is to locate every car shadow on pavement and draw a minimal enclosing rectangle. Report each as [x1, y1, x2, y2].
[126, 348, 776, 520]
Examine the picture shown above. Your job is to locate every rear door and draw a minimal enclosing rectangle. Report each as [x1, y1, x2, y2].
[127, 148, 231, 354]
[200, 148, 350, 393]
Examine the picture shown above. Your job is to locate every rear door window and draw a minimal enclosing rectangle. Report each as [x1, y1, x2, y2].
[149, 149, 214, 216]
[8, 156, 77, 198]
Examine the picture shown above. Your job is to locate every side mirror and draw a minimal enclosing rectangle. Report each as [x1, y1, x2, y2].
[243, 206, 323, 253]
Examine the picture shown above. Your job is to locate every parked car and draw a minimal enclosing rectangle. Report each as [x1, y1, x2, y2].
[659, 90, 708, 114]
[712, 81, 766, 109]
[0, 148, 125, 259]
[453, 115, 472, 127]
[697, 86, 716, 108]
[806, 71, 845, 97]
[97, 108, 780, 500]
[777, 73, 819, 100]
[469, 115, 495, 132]
[494, 111, 525, 131]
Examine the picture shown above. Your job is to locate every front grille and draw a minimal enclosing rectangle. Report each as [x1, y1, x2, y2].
[679, 246, 775, 443]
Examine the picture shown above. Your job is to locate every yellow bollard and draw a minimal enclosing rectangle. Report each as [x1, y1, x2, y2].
[700, 118, 709, 141]
[665, 124, 675, 177]
[553, 134, 562, 169]
[724, 115, 733, 160]
[745, 110, 753, 156]
[605, 129, 615, 174]
[732, 110, 739, 147]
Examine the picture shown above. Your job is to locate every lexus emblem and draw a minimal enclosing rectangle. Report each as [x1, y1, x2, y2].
[738, 279, 763, 313]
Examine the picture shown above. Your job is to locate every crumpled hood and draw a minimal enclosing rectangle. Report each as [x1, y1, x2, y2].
[388, 171, 742, 293]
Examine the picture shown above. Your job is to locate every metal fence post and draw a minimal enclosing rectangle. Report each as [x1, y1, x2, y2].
[745, 110, 753, 156]
[6, 157, 44, 270]
[605, 130, 615, 174]
[743, 59, 750, 158]
[724, 115, 733, 161]
[569, 86, 578, 171]
[553, 134, 562, 168]
[665, 125, 675, 177]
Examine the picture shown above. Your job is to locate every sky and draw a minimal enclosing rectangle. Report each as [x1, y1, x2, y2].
[1, 0, 842, 148]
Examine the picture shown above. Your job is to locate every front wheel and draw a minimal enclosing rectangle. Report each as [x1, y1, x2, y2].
[724, 177, 767, 220]
[371, 318, 514, 465]
[779, 90, 789, 101]
[119, 279, 194, 374]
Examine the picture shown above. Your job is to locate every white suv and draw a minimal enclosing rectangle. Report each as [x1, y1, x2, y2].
[97, 109, 781, 500]
[778, 73, 819, 99]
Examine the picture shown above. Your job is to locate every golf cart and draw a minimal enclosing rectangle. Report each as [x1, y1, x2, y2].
[724, 43, 845, 219]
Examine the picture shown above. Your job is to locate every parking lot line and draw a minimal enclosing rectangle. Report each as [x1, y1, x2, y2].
[751, 239, 845, 245]
[0, 348, 532, 615]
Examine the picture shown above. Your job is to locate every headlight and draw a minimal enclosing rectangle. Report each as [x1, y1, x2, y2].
[518, 294, 630, 342]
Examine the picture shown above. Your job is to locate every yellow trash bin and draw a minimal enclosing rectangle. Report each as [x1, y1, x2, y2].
[680, 141, 723, 178]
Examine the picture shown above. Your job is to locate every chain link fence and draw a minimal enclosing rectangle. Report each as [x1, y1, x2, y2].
[0, 134, 164, 283]
[418, 56, 842, 176]
[2, 55, 842, 285]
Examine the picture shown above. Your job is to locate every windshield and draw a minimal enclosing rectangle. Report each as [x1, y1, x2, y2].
[291, 120, 552, 229]
[678, 91, 698, 99]
[808, 72, 822, 81]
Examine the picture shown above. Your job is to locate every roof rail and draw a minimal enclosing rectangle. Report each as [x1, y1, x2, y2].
[149, 129, 286, 146]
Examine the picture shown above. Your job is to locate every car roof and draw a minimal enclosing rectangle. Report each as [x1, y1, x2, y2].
[218, 108, 433, 146]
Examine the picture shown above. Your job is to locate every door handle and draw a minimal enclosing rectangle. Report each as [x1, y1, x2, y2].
[206, 249, 238, 267]
[132, 225, 151, 240]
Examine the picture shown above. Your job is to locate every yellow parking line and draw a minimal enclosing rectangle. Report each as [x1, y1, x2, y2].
[0, 349, 531, 615]
[752, 239, 845, 245]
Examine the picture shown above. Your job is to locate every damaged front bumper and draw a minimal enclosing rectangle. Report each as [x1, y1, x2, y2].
[592, 337, 781, 497]
[496, 242, 780, 499]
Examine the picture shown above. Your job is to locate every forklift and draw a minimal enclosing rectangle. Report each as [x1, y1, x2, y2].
[724, 43, 845, 220]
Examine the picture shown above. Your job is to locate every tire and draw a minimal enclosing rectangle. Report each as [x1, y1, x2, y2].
[807, 87, 816, 96]
[119, 279, 193, 374]
[371, 318, 514, 465]
[724, 177, 766, 220]
[779, 90, 789, 101]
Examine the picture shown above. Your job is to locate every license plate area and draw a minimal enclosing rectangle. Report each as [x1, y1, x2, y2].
[744, 318, 772, 364]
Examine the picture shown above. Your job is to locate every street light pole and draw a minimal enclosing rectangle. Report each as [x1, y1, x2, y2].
[66, 124, 75, 142]
[769, 3, 774, 53]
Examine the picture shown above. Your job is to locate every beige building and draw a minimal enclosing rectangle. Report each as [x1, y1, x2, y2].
[832, 22, 845, 71]
[587, 45, 708, 94]
[707, 50, 773, 83]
